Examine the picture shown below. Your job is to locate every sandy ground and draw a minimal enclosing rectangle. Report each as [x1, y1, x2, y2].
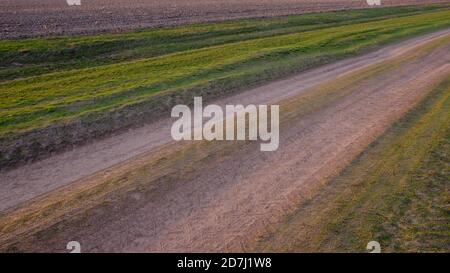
[1, 0, 448, 39]
[0, 29, 449, 252]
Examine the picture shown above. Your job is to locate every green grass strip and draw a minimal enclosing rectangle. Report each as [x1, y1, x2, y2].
[0, 7, 449, 137]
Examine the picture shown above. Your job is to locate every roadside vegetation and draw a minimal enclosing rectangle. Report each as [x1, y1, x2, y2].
[1, 6, 449, 168]
[252, 78, 450, 253]
[1, 5, 446, 81]
[1, 35, 448, 252]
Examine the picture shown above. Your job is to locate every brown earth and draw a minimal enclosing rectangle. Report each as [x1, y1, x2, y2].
[0, 30, 448, 252]
[1, 0, 449, 39]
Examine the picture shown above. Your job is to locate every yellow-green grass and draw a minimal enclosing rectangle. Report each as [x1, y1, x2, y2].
[1, 6, 450, 168]
[251, 77, 450, 253]
[1, 5, 446, 81]
[1, 8, 450, 137]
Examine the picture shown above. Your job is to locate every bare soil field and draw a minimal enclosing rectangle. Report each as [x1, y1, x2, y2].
[1, 30, 448, 252]
[1, 0, 448, 39]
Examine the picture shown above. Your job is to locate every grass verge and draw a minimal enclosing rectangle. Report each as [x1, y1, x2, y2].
[1, 5, 446, 81]
[1, 6, 450, 167]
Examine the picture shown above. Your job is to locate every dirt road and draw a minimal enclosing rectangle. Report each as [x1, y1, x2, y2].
[0, 29, 449, 252]
[1, 29, 448, 214]
[1, 0, 448, 39]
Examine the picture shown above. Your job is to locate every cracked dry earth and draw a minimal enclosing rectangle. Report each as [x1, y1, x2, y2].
[0, 30, 449, 252]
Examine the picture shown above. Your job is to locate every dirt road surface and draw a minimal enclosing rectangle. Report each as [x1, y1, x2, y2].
[0, 29, 449, 252]
[1, 29, 448, 213]
[1, 0, 449, 39]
